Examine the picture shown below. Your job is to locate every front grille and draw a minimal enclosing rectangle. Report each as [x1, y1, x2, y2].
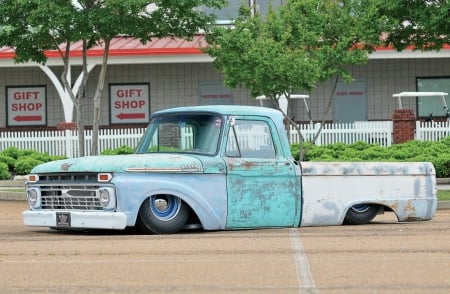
[39, 173, 99, 183]
[31, 173, 114, 211]
[40, 185, 103, 210]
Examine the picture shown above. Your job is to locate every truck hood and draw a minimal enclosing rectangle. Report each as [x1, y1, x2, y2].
[30, 154, 205, 174]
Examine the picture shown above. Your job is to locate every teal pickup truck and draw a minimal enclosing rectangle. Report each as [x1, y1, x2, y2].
[23, 105, 437, 234]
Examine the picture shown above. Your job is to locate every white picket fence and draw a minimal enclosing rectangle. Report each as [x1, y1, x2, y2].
[1, 121, 449, 158]
[415, 121, 450, 141]
[0, 128, 146, 158]
[290, 121, 393, 147]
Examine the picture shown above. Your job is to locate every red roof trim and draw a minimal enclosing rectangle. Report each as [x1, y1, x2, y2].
[0, 34, 448, 59]
[0, 52, 16, 59]
[375, 43, 450, 51]
[43, 48, 204, 58]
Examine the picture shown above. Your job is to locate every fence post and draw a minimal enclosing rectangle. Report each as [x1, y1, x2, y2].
[314, 122, 322, 146]
[415, 121, 422, 141]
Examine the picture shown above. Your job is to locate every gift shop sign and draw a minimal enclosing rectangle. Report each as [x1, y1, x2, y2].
[110, 83, 150, 124]
[7, 86, 47, 126]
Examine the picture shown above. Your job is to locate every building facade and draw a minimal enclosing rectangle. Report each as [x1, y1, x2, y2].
[1, 0, 450, 129]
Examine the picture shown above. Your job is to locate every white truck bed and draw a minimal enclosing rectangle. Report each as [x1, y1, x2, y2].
[300, 161, 437, 226]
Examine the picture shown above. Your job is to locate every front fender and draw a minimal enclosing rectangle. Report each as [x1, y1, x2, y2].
[112, 173, 227, 230]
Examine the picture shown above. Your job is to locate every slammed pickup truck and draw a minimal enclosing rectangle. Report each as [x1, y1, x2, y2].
[23, 105, 437, 234]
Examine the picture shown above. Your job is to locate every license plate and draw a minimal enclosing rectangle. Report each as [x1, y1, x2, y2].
[56, 212, 71, 227]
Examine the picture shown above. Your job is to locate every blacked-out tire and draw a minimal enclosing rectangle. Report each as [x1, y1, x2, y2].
[137, 195, 190, 234]
[344, 204, 379, 225]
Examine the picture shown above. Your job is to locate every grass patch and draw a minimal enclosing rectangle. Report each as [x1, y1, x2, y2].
[0, 188, 24, 192]
[438, 190, 450, 201]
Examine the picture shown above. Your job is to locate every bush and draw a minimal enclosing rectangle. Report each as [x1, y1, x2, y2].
[14, 157, 45, 175]
[293, 139, 450, 178]
[101, 145, 134, 155]
[1, 147, 21, 159]
[0, 154, 15, 170]
[0, 162, 11, 180]
[0, 148, 67, 177]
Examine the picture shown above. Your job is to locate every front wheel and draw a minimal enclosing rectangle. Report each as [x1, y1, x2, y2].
[137, 195, 190, 234]
[344, 204, 379, 225]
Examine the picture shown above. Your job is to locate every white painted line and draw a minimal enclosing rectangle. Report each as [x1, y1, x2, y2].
[290, 228, 317, 292]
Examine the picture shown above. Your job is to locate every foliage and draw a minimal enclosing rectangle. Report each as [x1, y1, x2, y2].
[0, 0, 225, 156]
[0, 147, 66, 177]
[1, 147, 21, 160]
[378, 0, 450, 51]
[0, 154, 15, 170]
[101, 145, 134, 155]
[205, 0, 388, 161]
[0, 162, 11, 180]
[205, 0, 386, 99]
[294, 137, 450, 178]
[14, 158, 45, 176]
[0, 0, 225, 63]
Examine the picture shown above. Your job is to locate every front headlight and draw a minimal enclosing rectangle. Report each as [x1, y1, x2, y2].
[98, 187, 116, 209]
[26, 188, 40, 208]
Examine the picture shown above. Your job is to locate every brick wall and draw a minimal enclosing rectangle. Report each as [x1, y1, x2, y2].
[392, 109, 415, 144]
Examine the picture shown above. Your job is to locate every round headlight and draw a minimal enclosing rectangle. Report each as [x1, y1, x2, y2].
[27, 189, 38, 206]
[99, 189, 111, 207]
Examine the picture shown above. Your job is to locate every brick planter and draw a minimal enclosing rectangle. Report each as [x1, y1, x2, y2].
[56, 122, 77, 130]
[392, 109, 415, 144]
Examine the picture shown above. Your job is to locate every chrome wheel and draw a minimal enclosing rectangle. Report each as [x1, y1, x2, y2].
[137, 194, 190, 234]
[149, 195, 181, 221]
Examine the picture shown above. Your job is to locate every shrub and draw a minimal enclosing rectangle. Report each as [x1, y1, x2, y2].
[0, 147, 67, 176]
[101, 145, 134, 155]
[1, 147, 21, 159]
[0, 162, 11, 180]
[433, 155, 450, 178]
[292, 139, 450, 178]
[0, 154, 15, 170]
[14, 157, 45, 175]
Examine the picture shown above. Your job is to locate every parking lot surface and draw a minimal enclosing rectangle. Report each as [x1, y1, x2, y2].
[1, 201, 449, 293]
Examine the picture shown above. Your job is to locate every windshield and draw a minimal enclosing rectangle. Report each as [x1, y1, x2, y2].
[135, 113, 223, 155]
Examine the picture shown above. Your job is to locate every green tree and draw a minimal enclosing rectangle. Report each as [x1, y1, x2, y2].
[205, 0, 387, 160]
[379, 0, 450, 51]
[0, 0, 224, 156]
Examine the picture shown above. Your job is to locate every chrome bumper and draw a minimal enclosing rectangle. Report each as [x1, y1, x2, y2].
[23, 210, 127, 230]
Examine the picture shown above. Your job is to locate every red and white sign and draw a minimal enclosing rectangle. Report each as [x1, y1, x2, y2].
[7, 86, 47, 126]
[110, 84, 150, 124]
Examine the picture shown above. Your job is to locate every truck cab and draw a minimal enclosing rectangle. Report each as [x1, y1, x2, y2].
[24, 106, 302, 233]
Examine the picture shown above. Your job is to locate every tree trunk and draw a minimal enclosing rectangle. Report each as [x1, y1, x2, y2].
[299, 76, 339, 160]
[76, 40, 90, 157]
[91, 38, 111, 156]
[59, 41, 84, 157]
[75, 97, 85, 157]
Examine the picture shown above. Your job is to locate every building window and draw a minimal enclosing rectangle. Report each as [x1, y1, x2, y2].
[416, 77, 450, 119]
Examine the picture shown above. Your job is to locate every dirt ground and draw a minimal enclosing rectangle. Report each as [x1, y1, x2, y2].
[1, 201, 449, 293]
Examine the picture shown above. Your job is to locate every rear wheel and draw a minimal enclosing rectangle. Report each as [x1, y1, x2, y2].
[344, 204, 379, 225]
[137, 195, 190, 234]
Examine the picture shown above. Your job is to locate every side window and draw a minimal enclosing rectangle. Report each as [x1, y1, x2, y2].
[226, 119, 276, 158]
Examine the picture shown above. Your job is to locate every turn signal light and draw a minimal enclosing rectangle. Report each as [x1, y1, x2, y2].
[98, 173, 112, 182]
[28, 174, 39, 183]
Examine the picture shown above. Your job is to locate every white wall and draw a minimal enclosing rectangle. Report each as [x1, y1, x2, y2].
[1, 58, 449, 128]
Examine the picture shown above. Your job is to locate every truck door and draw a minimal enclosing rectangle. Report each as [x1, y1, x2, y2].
[223, 117, 301, 229]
